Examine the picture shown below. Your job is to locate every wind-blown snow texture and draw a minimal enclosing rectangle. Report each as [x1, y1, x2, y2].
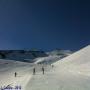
[0, 45, 90, 90]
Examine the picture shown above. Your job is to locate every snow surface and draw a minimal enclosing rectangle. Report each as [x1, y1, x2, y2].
[26, 45, 90, 90]
[34, 55, 61, 64]
[0, 60, 33, 90]
[0, 45, 90, 90]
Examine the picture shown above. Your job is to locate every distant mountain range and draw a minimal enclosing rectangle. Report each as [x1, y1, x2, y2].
[0, 49, 73, 63]
[34, 49, 73, 64]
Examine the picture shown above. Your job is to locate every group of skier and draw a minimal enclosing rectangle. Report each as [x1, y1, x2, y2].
[33, 66, 45, 75]
[33, 64, 54, 75]
[14, 67, 45, 77]
[14, 64, 54, 77]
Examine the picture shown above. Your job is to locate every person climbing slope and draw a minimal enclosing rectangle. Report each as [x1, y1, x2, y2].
[33, 67, 36, 75]
[42, 67, 45, 75]
[15, 72, 17, 77]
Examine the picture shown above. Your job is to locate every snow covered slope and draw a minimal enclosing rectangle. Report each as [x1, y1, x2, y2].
[34, 50, 73, 64]
[54, 45, 90, 69]
[34, 56, 61, 64]
[26, 45, 90, 90]
[1, 45, 90, 90]
[0, 59, 34, 90]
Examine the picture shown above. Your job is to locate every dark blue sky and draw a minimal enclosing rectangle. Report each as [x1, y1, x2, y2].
[0, 0, 90, 51]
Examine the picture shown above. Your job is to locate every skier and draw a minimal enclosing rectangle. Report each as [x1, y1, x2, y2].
[33, 67, 36, 75]
[42, 67, 45, 75]
[15, 72, 17, 77]
[51, 64, 54, 68]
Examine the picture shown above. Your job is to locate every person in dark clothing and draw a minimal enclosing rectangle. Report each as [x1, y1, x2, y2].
[15, 72, 17, 77]
[33, 68, 36, 75]
[51, 64, 54, 68]
[42, 67, 45, 75]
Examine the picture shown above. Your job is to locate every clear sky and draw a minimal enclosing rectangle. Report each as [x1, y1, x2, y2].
[0, 0, 90, 51]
